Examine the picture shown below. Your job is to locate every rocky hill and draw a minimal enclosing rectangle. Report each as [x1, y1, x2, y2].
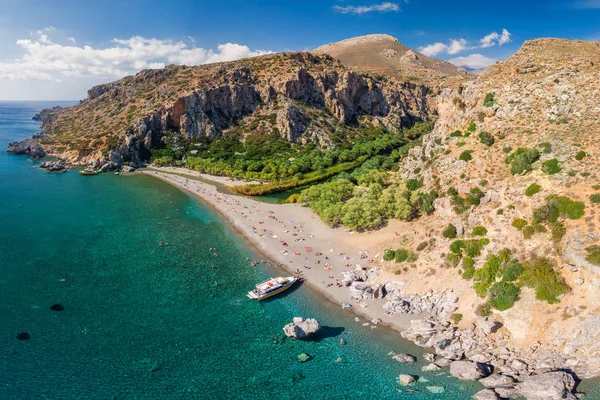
[10, 45, 449, 168]
[375, 38, 600, 379]
[312, 34, 472, 86]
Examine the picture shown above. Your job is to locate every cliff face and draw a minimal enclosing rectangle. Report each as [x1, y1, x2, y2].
[24, 49, 442, 167]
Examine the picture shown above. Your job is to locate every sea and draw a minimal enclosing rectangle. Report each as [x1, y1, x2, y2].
[0, 101, 595, 399]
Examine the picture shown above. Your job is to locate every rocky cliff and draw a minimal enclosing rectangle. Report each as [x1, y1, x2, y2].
[11, 41, 454, 169]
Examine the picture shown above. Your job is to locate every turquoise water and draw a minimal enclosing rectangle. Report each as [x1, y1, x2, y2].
[0, 102, 592, 399]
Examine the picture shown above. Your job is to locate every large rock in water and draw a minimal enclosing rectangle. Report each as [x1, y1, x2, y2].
[515, 371, 577, 400]
[283, 317, 320, 339]
[7, 139, 46, 158]
[392, 353, 416, 363]
[449, 361, 491, 380]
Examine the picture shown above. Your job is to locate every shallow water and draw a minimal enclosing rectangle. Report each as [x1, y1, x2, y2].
[0, 102, 597, 399]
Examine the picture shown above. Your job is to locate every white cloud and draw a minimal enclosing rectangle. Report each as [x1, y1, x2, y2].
[420, 29, 511, 58]
[447, 38, 469, 54]
[448, 54, 497, 70]
[498, 29, 511, 45]
[479, 32, 499, 48]
[0, 31, 273, 83]
[333, 2, 400, 14]
[419, 42, 447, 57]
[480, 29, 511, 48]
[67, 37, 76, 43]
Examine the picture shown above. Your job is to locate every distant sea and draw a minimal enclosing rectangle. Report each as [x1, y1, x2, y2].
[1, 101, 594, 399]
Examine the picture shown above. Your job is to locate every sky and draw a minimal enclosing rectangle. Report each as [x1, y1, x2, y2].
[0, 0, 599, 100]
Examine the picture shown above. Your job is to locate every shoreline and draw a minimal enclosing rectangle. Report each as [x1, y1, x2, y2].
[139, 168, 422, 334]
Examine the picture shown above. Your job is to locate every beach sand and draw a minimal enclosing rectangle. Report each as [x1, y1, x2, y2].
[140, 168, 421, 333]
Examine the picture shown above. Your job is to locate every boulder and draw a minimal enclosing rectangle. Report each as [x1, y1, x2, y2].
[422, 363, 441, 372]
[515, 371, 577, 400]
[392, 353, 416, 363]
[121, 165, 135, 172]
[398, 374, 416, 386]
[494, 387, 520, 399]
[449, 361, 491, 380]
[475, 317, 501, 335]
[283, 317, 320, 339]
[472, 389, 499, 400]
[39, 161, 66, 172]
[423, 353, 435, 362]
[435, 358, 453, 367]
[478, 374, 516, 388]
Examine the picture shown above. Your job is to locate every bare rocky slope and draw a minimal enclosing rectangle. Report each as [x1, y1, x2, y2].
[312, 34, 473, 86]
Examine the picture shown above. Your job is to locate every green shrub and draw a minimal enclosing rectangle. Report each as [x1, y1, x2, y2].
[537, 142, 552, 154]
[450, 313, 463, 324]
[459, 150, 473, 162]
[522, 225, 535, 239]
[450, 130, 463, 138]
[549, 221, 566, 240]
[450, 240, 466, 254]
[465, 238, 489, 258]
[542, 159, 562, 175]
[467, 187, 484, 206]
[575, 150, 587, 161]
[502, 260, 524, 282]
[483, 93, 495, 107]
[474, 281, 491, 298]
[462, 257, 475, 279]
[442, 224, 458, 239]
[476, 302, 493, 317]
[488, 281, 520, 311]
[505, 148, 540, 175]
[447, 252, 462, 267]
[457, 141, 466, 147]
[416, 241, 428, 251]
[472, 226, 488, 236]
[586, 245, 600, 266]
[589, 194, 600, 204]
[395, 248, 409, 263]
[512, 218, 528, 230]
[406, 179, 423, 191]
[383, 249, 396, 261]
[525, 183, 541, 196]
[520, 258, 569, 303]
[466, 122, 477, 133]
[478, 131, 495, 146]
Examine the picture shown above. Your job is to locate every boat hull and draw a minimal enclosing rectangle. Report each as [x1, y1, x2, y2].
[247, 276, 297, 300]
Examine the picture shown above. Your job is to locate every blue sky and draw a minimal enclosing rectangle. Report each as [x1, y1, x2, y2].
[0, 0, 599, 100]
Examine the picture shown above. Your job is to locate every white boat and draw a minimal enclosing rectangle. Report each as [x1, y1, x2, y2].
[247, 276, 298, 300]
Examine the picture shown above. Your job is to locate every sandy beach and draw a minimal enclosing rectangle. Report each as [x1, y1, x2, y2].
[140, 168, 420, 333]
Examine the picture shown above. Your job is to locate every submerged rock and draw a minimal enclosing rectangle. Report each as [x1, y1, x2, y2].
[296, 353, 312, 363]
[426, 386, 445, 394]
[392, 353, 416, 363]
[398, 374, 416, 386]
[283, 317, 320, 339]
[16, 332, 30, 340]
[50, 303, 64, 311]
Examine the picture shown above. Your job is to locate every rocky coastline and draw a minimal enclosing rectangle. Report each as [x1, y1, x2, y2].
[341, 265, 584, 399]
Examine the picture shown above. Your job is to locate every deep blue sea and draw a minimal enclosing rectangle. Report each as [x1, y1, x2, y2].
[1, 101, 594, 399]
